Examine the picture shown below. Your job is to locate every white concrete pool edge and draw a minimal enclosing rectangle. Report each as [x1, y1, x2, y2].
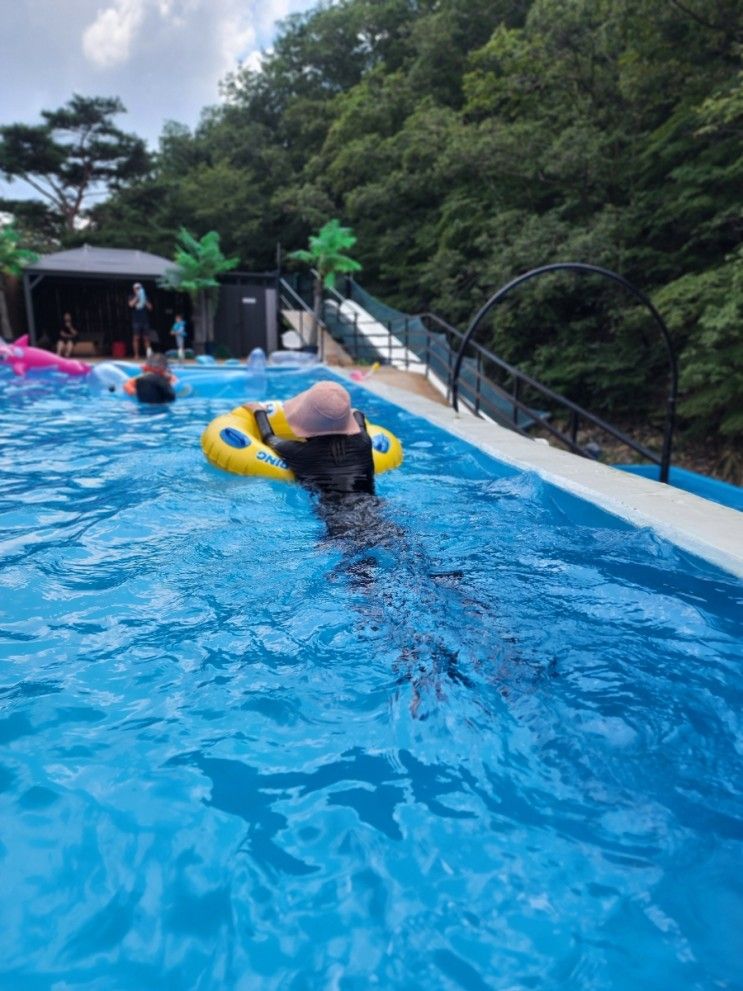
[342, 372, 743, 579]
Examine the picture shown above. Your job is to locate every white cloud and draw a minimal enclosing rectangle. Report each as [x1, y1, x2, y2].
[0, 0, 319, 173]
[243, 49, 265, 73]
[82, 0, 146, 68]
[155, 0, 200, 29]
[216, 9, 257, 75]
[81, 0, 266, 72]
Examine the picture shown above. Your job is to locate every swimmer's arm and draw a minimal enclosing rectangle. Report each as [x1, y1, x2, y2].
[352, 410, 369, 434]
[251, 408, 304, 458]
[251, 408, 278, 445]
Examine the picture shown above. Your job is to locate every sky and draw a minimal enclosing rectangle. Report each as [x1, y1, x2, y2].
[0, 0, 318, 201]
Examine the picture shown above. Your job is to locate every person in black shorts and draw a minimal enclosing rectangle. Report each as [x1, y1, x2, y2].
[128, 282, 152, 360]
[245, 381, 375, 496]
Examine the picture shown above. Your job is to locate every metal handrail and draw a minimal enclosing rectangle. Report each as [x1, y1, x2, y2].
[419, 312, 661, 463]
[320, 297, 656, 460]
[321, 280, 347, 307]
[450, 263, 678, 482]
[279, 278, 312, 310]
[322, 284, 419, 367]
[279, 277, 325, 361]
[312, 269, 674, 474]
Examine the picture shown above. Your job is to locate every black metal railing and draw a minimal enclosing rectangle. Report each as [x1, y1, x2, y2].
[450, 264, 678, 482]
[282, 267, 677, 479]
[441, 315, 663, 462]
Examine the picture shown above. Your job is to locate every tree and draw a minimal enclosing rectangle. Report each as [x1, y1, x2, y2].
[0, 225, 37, 340]
[290, 219, 362, 345]
[0, 94, 149, 234]
[656, 246, 743, 451]
[159, 228, 239, 352]
[65, 0, 742, 474]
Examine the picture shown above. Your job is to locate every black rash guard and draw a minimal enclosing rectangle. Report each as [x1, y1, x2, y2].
[135, 372, 175, 404]
[254, 408, 375, 495]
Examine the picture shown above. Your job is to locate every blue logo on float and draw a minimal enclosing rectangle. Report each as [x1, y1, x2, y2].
[220, 427, 252, 449]
[257, 450, 288, 469]
[372, 433, 390, 454]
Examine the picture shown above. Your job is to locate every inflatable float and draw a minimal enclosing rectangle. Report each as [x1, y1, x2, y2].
[201, 401, 403, 481]
[0, 335, 91, 376]
[88, 362, 131, 392]
[89, 361, 191, 402]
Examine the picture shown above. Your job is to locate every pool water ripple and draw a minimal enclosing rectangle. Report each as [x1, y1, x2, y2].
[0, 371, 741, 989]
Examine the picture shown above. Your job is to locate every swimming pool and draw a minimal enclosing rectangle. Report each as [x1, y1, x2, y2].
[1, 366, 741, 989]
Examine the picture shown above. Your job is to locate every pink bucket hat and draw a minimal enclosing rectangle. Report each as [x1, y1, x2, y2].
[284, 381, 360, 437]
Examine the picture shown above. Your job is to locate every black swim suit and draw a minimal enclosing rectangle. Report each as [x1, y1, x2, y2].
[135, 372, 175, 404]
[254, 409, 375, 495]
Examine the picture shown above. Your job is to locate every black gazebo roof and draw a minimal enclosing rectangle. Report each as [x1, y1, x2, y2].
[21, 245, 180, 347]
[26, 244, 174, 279]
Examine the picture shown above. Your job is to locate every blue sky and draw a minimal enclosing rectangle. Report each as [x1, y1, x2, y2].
[0, 0, 318, 201]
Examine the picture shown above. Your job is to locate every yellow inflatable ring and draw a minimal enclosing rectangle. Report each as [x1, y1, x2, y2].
[201, 400, 403, 481]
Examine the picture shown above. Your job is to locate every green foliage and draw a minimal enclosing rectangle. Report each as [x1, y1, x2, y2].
[0, 94, 150, 234]
[290, 218, 362, 289]
[656, 247, 743, 439]
[0, 224, 38, 276]
[14, 0, 743, 462]
[0, 224, 37, 340]
[0, 199, 61, 253]
[288, 218, 362, 346]
[158, 228, 239, 348]
[160, 228, 239, 297]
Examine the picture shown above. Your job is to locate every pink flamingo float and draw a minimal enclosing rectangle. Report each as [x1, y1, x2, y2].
[0, 335, 91, 377]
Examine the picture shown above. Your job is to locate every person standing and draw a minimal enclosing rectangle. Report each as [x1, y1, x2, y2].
[56, 312, 78, 357]
[128, 282, 152, 359]
[170, 313, 187, 362]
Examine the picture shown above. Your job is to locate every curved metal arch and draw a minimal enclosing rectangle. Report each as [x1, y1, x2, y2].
[451, 262, 678, 483]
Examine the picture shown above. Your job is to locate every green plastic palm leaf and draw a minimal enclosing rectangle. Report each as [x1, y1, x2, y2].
[159, 227, 239, 348]
[159, 227, 239, 298]
[0, 224, 37, 340]
[291, 219, 362, 289]
[288, 219, 362, 348]
[0, 225, 37, 276]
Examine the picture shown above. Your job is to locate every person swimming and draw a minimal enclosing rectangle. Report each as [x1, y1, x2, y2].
[135, 352, 176, 404]
[245, 381, 374, 496]
[246, 382, 489, 714]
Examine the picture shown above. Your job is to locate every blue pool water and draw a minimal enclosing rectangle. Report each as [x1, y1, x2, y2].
[1, 365, 741, 990]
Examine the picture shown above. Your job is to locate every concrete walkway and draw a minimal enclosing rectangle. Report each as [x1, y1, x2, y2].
[322, 331, 448, 404]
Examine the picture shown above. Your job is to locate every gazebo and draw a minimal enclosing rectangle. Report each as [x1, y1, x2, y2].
[23, 244, 281, 358]
[22, 245, 188, 357]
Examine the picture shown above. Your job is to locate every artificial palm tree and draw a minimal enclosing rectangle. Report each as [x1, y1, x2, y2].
[290, 219, 362, 347]
[0, 225, 37, 340]
[160, 228, 238, 351]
